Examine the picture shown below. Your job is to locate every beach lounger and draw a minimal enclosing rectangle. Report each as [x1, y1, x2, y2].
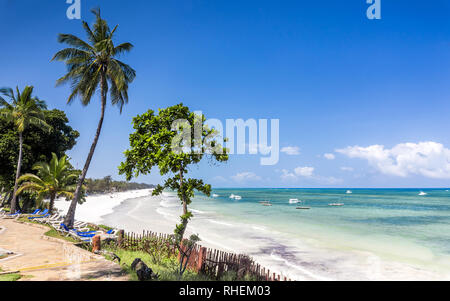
[58, 223, 101, 242]
[106, 229, 117, 235]
[27, 209, 49, 220]
[1, 210, 21, 219]
[23, 209, 41, 216]
[43, 214, 63, 225]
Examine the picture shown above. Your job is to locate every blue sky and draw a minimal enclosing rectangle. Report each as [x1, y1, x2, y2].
[1, 0, 450, 188]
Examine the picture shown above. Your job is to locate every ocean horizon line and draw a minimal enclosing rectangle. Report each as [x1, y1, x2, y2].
[210, 187, 450, 190]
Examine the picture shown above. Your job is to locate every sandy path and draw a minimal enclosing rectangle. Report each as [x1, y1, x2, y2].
[0, 219, 129, 281]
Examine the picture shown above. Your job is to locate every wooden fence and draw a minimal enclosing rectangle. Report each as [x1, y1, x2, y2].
[116, 230, 290, 281]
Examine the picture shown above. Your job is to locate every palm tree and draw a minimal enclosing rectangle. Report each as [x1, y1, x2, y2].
[0, 86, 50, 214]
[17, 153, 80, 213]
[52, 8, 136, 227]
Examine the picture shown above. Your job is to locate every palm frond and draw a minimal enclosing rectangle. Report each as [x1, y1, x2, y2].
[57, 34, 95, 52]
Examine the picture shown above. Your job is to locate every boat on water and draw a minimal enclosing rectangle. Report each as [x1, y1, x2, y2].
[289, 198, 300, 204]
[346, 190, 352, 194]
[296, 207, 311, 210]
[329, 203, 344, 207]
[419, 191, 427, 196]
[229, 194, 242, 200]
[259, 201, 272, 206]
[212, 194, 219, 198]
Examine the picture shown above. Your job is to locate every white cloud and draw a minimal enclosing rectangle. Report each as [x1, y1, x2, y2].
[212, 176, 228, 182]
[280, 169, 298, 181]
[279, 166, 342, 185]
[294, 166, 315, 177]
[336, 141, 450, 179]
[324, 153, 336, 160]
[340, 166, 354, 172]
[280, 166, 314, 181]
[281, 146, 301, 155]
[231, 172, 262, 182]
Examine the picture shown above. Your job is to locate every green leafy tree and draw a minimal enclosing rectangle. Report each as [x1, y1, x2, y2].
[52, 8, 136, 227]
[119, 103, 228, 274]
[17, 153, 81, 213]
[0, 86, 51, 213]
[0, 109, 79, 194]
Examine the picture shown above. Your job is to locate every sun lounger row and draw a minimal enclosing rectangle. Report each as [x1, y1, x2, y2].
[1, 207, 118, 243]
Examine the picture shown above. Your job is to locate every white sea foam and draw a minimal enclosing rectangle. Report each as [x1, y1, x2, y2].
[207, 219, 234, 227]
[251, 225, 267, 231]
[269, 251, 333, 281]
[156, 208, 176, 220]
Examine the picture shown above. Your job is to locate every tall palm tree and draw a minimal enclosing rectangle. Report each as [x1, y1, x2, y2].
[0, 86, 50, 214]
[17, 153, 80, 213]
[52, 8, 136, 227]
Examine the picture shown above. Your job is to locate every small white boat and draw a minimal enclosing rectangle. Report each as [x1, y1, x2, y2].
[289, 198, 300, 204]
[212, 194, 219, 198]
[262, 203, 272, 207]
[346, 190, 352, 194]
[329, 203, 344, 207]
[229, 194, 242, 200]
[419, 191, 427, 196]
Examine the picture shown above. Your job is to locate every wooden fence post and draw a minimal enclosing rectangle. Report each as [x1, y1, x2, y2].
[92, 235, 101, 253]
[117, 229, 125, 248]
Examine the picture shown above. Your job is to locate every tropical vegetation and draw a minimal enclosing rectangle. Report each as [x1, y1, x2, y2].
[0, 109, 79, 211]
[84, 176, 154, 194]
[0, 86, 51, 213]
[17, 153, 80, 213]
[119, 103, 228, 275]
[52, 8, 136, 228]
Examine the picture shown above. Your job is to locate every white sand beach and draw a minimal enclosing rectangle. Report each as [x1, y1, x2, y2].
[54, 189, 153, 224]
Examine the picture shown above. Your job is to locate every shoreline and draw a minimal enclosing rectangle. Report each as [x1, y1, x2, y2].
[54, 189, 154, 224]
[56, 190, 450, 281]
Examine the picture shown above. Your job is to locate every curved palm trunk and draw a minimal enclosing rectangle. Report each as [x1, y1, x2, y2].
[10, 132, 23, 214]
[48, 192, 56, 214]
[64, 74, 107, 228]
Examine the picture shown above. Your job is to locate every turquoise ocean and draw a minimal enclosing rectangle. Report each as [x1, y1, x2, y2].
[103, 188, 450, 280]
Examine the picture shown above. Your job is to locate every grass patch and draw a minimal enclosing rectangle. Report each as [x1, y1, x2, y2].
[0, 268, 21, 282]
[103, 247, 211, 281]
[0, 273, 21, 281]
[44, 228, 78, 243]
[97, 224, 113, 231]
[103, 247, 257, 281]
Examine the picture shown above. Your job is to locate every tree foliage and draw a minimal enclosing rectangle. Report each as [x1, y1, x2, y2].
[17, 153, 81, 213]
[83, 176, 154, 194]
[119, 103, 228, 261]
[0, 109, 79, 190]
[0, 86, 52, 213]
